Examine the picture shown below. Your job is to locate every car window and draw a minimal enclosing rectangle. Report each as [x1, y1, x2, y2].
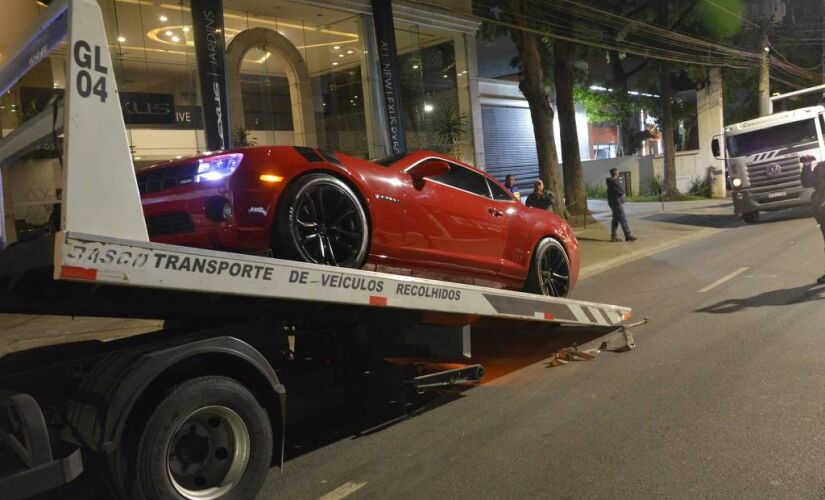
[430, 162, 491, 198]
[487, 178, 513, 201]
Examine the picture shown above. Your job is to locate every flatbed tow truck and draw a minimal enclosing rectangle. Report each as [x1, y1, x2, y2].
[0, 1, 632, 498]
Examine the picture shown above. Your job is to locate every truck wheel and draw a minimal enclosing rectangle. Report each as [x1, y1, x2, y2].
[277, 173, 369, 268]
[526, 237, 571, 297]
[132, 376, 272, 500]
[742, 211, 760, 224]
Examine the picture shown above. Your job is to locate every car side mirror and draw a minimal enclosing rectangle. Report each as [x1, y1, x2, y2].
[711, 137, 721, 159]
[409, 159, 450, 180]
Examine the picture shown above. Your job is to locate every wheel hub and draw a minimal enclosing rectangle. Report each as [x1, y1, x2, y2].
[166, 406, 250, 500]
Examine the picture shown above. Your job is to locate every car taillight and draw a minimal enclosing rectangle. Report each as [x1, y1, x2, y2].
[195, 153, 243, 183]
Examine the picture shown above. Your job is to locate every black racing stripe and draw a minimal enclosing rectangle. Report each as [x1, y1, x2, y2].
[321, 151, 345, 166]
[482, 294, 576, 322]
[294, 146, 323, 163]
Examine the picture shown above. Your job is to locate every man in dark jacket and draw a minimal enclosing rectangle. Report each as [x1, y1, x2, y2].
[607, 168, 636, 242]
[525, 179, 555, 210]
[800, 155, 825, 283]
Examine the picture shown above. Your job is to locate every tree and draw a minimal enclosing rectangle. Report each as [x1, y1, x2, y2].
[658, 0, 679, 196]
[553, 36, 587, 215]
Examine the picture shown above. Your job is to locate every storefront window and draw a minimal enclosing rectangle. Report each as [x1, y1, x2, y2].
[225, 1, 368, 157]
[394, 21, 471, 160]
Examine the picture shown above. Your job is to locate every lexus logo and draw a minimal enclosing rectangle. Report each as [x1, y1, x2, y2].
[765, 163, 782, 177]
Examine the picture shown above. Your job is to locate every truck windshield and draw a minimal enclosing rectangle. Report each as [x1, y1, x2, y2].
[726, 119, 818, 157]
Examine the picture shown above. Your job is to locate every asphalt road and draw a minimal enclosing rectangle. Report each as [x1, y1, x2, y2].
[264, 207, 825, 500]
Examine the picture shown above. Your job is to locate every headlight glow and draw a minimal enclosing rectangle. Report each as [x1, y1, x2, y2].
[195, 153, 243, 183]
[732, 178, 742, 188]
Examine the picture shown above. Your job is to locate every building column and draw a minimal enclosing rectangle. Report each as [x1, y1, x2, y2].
[463, 33, 483, 168]
[359, 15, 390, 159]
[696, 67, 726, 198]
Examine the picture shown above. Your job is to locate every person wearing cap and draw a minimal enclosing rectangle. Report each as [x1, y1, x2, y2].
[606, 168, 637, 242]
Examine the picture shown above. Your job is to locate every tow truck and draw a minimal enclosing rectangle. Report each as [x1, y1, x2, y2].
[0, 1, 632, 498]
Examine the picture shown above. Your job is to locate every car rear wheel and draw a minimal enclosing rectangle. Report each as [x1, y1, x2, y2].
[278, 173, 369, 268]
[526, 238, 571, 297]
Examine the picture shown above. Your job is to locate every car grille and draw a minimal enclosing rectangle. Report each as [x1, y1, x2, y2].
[146, 213, 195, 237]
[137, 163, 198, 195]
[745, 155, 802, 191]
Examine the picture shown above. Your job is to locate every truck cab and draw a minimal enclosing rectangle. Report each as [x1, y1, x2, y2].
[713, 106, 823, 223]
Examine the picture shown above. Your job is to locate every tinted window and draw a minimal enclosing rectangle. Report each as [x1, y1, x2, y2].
[431, 162, 491, 198]
[487, 178, 513, 201]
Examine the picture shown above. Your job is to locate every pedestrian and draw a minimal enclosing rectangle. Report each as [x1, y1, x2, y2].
[525, 179, 555, 210]
[504, 174, 521, 200]
[606, 168, 637, 242]
[800, 155, 825, 283]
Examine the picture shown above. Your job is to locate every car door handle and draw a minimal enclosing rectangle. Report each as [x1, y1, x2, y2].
[488, 207, 504, 217]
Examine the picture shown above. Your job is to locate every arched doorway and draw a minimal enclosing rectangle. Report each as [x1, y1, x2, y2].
[226, 27, 317, 147]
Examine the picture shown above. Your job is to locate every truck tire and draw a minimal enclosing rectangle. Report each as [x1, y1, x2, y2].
[132, 376, 273, 500]
[742, 211, 760, 224]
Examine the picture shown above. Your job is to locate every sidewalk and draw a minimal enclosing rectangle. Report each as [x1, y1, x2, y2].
[574, 199, 738, 280]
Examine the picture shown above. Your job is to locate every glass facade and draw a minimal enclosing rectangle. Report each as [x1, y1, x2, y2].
[0, 0, 478, 241]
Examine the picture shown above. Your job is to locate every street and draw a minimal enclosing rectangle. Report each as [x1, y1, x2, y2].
[262, 206, 825, 499]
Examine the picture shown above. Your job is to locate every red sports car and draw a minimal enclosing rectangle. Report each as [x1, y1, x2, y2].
[138, 147, 578, 297]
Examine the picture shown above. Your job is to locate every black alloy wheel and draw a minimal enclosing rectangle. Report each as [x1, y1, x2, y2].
[527, 238, 571, 297]
[280, 173, 369, 268]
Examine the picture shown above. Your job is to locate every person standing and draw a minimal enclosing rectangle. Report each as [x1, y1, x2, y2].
[525, 179, 555, 210]
[800, 155, 825, 283]
[606, 168, 637, 242]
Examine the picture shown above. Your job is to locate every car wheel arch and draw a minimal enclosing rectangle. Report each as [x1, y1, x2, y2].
[270, 168, 373, 256]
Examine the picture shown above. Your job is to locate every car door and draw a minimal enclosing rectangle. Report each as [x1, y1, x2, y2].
[402, 158, 510, 281]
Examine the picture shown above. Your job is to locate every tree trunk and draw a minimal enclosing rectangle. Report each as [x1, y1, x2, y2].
[508, 0, 568, 219]
[609, 50, 635, 156]
[658, 1, 679, 196]
[554, 38, 586, 215]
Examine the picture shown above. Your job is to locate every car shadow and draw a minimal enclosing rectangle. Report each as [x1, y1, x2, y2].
[696, 282, 825, 314]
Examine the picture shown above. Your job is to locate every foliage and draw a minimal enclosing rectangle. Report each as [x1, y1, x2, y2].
[645, 175, 665, 196]
[233, 127, 257, 147]
[433, 106, 468, 148]
[585, 183, 608, 199]
[688, 175, 711, 197]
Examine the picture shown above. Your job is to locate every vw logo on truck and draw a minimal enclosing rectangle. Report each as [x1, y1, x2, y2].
[765, 163, 782, 177]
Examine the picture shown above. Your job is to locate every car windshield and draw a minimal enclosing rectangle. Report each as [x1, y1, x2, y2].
[727, 119, 818, 157]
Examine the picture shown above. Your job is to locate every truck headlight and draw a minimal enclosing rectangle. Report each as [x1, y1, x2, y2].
[732, 178, 742, 188]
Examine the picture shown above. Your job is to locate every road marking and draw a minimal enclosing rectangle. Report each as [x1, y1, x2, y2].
[319, 481, 367, 500]
[698, 267, 749, 293]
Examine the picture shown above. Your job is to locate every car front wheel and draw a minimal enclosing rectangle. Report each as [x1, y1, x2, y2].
[278, 173, 369, 268]
[526, 238, 571, 297]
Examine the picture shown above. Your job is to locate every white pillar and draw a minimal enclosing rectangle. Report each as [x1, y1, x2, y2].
[697, 67, 726, 198]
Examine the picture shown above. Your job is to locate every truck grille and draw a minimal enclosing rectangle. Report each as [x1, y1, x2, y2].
[745, 155, 802, 190]
[146, 213, 195, 237]
[137, 163, 198, 195]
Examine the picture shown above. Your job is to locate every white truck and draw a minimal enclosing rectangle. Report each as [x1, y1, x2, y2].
[0, 2, 632, 499]
[712, 89, 825, 223]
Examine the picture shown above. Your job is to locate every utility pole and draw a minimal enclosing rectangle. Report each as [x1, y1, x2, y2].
[758, 29, 771, 116]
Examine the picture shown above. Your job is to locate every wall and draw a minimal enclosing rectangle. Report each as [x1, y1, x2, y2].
[582, 150, 709, 196]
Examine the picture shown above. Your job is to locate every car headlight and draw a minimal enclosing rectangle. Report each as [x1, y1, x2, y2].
[195, 153, 243, 183]
[732, 178, 742, 188]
